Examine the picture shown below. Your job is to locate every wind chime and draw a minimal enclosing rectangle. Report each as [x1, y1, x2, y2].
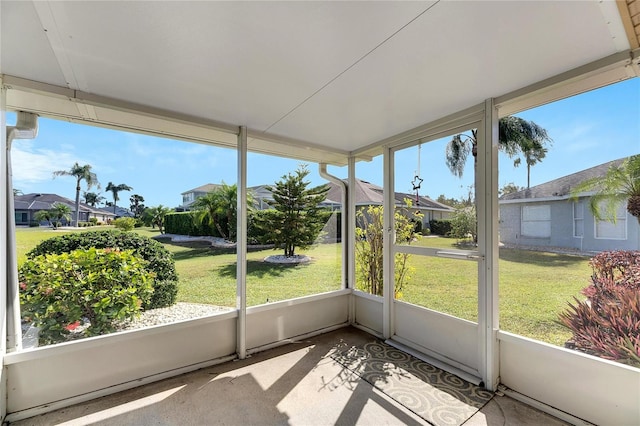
[411, 143, 424, 206]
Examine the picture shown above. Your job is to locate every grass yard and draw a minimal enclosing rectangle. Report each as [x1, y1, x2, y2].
[402, 236, 590, 346]
[15, 227, 591, 347]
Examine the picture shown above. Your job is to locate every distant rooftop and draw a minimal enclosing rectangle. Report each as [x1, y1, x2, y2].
[500, 157, 628, 201]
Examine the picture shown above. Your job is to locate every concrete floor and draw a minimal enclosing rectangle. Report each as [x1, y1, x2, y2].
[11, 327, 569, 426]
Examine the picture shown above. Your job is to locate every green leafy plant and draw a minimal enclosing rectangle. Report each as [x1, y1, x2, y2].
[429, 219, 452, 236]
[354, 200, 421, 298]
[113, 217, 136, 231]
[449, 206, 477, 242]
[559, 250, 640, 366]
[570, 155, 640, 223]
[27, 230, 177, 309]
[19, 248, 154, 345]
[257, 165, 329, 256]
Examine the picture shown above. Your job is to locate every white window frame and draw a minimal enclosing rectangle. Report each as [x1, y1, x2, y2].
[594, 202, 627, 240]
[573, 201, 584, 238]
[521, 204, 551, 238]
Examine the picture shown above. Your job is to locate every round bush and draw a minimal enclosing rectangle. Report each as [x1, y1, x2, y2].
[113, 217, 136, 231]
[20, 248, 154, 345]
[28, 230, 178, 309]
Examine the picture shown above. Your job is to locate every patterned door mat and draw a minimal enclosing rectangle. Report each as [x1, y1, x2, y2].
[331, 340, 493, 426]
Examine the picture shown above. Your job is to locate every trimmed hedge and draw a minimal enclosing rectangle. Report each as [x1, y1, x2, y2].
[27, 230, 177, 309]
[164, 211, 220, 237]
[429, 219, 452, 236]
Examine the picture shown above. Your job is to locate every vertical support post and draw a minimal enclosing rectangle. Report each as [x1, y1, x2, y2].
[236, 126, 247, 359]
[0, 78, 8, 421]
[382, 146, 394, 339]
[477, 99, 499, 390]
[347, 156, 356, 323]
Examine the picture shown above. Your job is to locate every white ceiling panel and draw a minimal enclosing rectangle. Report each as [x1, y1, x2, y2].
[0, 1, 633, 162]
[267, 1, 626, 150]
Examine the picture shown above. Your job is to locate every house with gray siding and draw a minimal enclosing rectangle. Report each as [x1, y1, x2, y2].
[14, 193, 115, 226]
[499, 158, 639, 252]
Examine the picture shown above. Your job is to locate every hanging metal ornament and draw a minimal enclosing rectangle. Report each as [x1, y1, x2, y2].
[412, 144, 423, 205]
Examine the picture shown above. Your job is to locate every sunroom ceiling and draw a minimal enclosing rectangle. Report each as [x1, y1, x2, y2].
[0, 1, 632, 165]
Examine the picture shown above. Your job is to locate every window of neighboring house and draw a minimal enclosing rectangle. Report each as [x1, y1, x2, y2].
[594, 202, 627, 240]
[15, 212, 28, 223]
[521, 204, 551, 238]
[573, 201, 584, 238]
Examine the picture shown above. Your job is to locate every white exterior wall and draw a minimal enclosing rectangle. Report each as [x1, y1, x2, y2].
[499, 331, 640, 425]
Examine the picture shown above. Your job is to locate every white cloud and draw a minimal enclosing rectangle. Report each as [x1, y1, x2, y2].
[10, 141, 82, 184]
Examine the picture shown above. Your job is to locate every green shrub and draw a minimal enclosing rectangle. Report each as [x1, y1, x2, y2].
[559, 250, 640, 367]
[113, 217, 136, 231]
[164, 211, 220, 237]
[449, 207, 477, 241]
[29, 221, 40, 227]
[28, 230, 178, 309]
[429, 219, 452, 236]
[19, 248, 154, 345]
[164, 212, 196, 235]
[89, 217, 98, 225]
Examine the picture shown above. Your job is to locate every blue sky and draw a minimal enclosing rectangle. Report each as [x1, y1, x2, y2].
[8, 78, 639, 209]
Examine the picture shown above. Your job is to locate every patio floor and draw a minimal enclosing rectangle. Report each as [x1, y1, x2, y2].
[12, 327, 569, 425]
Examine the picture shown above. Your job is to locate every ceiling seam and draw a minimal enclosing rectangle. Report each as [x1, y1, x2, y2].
[259, 0, 441, 136]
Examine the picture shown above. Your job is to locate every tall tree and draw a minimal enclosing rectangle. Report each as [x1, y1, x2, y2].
[570, 155, 640, 224]
[147, 205, 172, 234]
[129, 194, 146, 218]
[53, 162, 99, 226]
[445, 116, 551, 180]
[513, 138, 548, 188]
[105, 182, 133, 214]
[192, 183, 253, 241]
[261, 165, 329, 257]
[83, 191, 105, 207]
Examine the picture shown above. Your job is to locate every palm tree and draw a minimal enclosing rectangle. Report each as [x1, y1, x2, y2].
[33, 209, 53, 228]
[129, 194, 145, 218]
[53, 162, 99, 226]
[192, 183, 253, 241]
[445, 116, 551, 180]
[50, 203, 72, 229]
[105, 182, 133, 214]
[192, 191, 226, 238]
[570, 155, 640, 224]
[147, 205, 172, 234]
[513, 138, 548, 188]
[83, 191, 105, 207]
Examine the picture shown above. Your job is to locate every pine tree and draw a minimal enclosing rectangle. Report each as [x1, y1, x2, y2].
[263, 165, 329, 257]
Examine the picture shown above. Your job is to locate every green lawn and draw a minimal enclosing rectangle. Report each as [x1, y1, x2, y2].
[15, 227, 590, 347]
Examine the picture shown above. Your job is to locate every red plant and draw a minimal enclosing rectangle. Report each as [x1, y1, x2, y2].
[559, 250, 640, 367]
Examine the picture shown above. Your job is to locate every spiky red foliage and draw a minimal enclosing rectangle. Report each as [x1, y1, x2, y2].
[559, 251, 640, 367]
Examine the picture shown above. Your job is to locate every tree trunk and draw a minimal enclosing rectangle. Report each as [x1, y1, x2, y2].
[74, 182, 81, 227]
[627, 195, 640, 223]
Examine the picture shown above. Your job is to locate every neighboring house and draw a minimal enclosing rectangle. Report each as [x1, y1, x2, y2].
[14, 193, 115, 226]
[325, 179, 454, 229]
[181, 179, 454, 228]
[499, 158, 639, 252]
[97, 205, 134, 219]
[180, 183, 220, 210]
